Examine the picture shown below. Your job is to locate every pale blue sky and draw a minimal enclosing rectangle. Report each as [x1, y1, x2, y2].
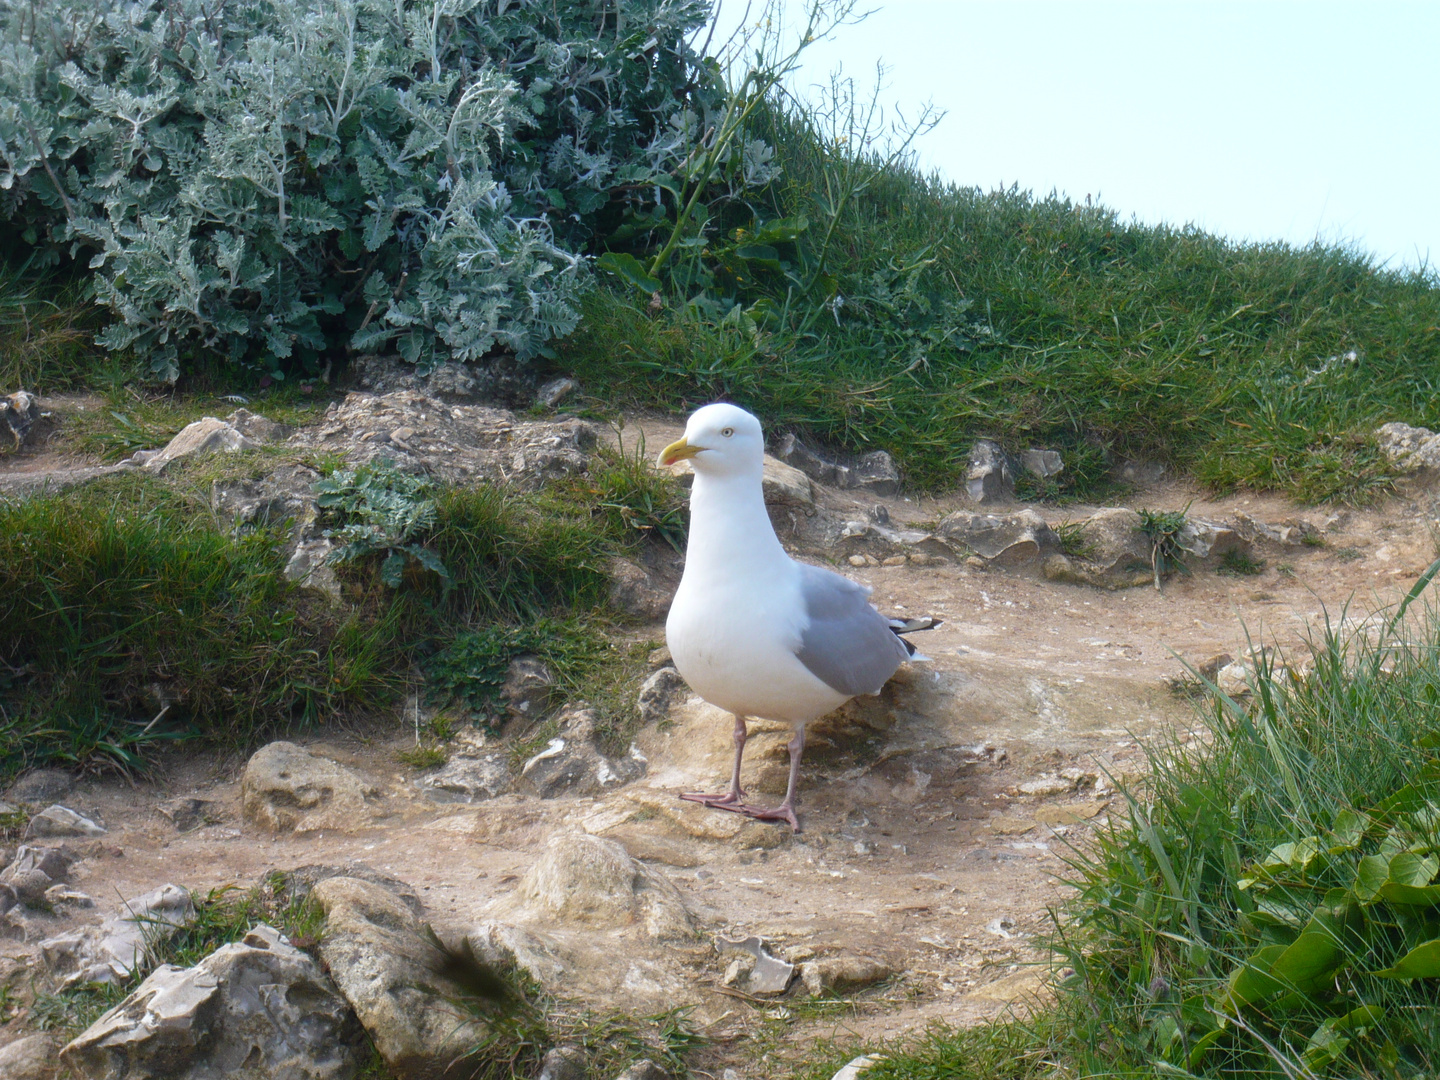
[714, 1, 1440, 272]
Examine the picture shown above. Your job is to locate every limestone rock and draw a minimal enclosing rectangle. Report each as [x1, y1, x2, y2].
[1376, 421, 1440, 474]
[241, 742, 378, 834]
[24, 805, 106, 839]
[211, 463, 321, 535]
[613, 1062, 671, 1080]
[937, 509, 1059, 564]
[1077, 508, 1150, 572]
[508, 832, 693, 940]
[60, 924, 363, 1080]
[225, 407, 294, 443]
[41, 883, 195, 987]
[273, 865, 424, 918]
[1176, 519, 1246, 560]
[500, 655, 554, 721]
[538, 1046, 588, 1080]
[636, 667, 688, 727]
[772, 433, 850, 487]
[352, 353, 540, 406]
[799, 955, 896, 996]
[142, 416, 260, 471]
[760, 457, 814, 508]
[964, 440, 1017, 503]
[537, 376, 580, 408]
[520, 707, 645, 798]
[289, 390, 595, 490]
[1216, 661, 1252, 698]
[5, 768, 74, 804]
[831, 1055, 883, 1080]
[852, 450, 900, 496]
[421, 753, 513, 803]
[1019, 775, 1077, 797]
[0, 1033, 58, 1080]
[283, 537, 339, 595]
[607, 558, 674, 621]
[2, 389, 41, 450]
[313, 877, 482, 1080]
[157, 797, 215, 832]
[716, 934, 793, 994]
[1231, 512, 1321, 547]
[1020, 448, 1064, 478]
[466, 921, 568, 986]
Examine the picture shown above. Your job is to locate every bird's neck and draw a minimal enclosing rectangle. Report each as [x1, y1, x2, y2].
[685, 470, 788, 574]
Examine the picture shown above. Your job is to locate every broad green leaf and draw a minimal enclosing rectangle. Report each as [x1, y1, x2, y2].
[1388, 851, 1439, 887]
[1268, 911, 1348, 993]
[1216, 943, 1287, 1013]
[1355, 854, 1390, 903]
[380, 552, 406, 588]
[1328, 808, 1370, 851]
[753, 215, 809, 244]
[596, 251, 661, 294]
[1373, 938, 1440, 979]
[1186, 1028, 1226, 1069]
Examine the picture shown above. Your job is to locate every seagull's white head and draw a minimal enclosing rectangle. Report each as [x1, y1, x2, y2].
[658, 402, 764, 479]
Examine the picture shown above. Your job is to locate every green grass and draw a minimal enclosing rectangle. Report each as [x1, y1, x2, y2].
[1217, 550, 1268, 577]
[0, 434, 674, 778]
[563, 99, 1439, 504]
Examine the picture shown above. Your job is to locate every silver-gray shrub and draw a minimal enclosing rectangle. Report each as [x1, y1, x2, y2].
[0, 0, 717, 379]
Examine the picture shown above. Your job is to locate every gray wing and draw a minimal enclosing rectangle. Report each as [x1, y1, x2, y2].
[794, 563, 910, 697]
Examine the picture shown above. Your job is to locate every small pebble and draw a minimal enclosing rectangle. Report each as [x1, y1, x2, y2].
[848, 555, 867, 567]
[882, 555, 907, 567]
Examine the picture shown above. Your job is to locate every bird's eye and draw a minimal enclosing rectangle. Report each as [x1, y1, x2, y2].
[721, 427, 734, 437]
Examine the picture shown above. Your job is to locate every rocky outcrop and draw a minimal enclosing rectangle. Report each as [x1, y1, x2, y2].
[312, 876, 482, 1080]
[420, 753, 513, 804]
[0, 1033, 58, 1080]
[241, 742, 378, 834]
[798, 954, 897, 996]
[937, 509, 1059, 563]
[501, 832, 693, 940]
[606, 557, 675, 621]
[635, 667, 688, 727]
[24, 805, 106, 839]
[772, 435, 900, 496]
[0, 845, 73, 914]
[288, 390, 596, 491]
[41, 883, 195, 987]
[964, 440, 1018, 504]
[1376, 421, 1440, 475]
[519, 707, 647, 798]
[59, 924, 363, 1080]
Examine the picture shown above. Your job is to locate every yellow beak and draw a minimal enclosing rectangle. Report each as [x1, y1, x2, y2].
[658, 436, 702, 467]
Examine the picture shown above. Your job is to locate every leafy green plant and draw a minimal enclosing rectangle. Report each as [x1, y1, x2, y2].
[422, 618, 605, 733]
[1218, 550, 1267, 577]
[0, 0, 732, 379]
[1138, 506, 1191, 591]
[1054, 520, 1096, 560]
[317, 460, 450, 588]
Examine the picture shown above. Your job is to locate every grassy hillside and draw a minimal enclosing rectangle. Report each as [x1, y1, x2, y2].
[564, 105, 1440, 503]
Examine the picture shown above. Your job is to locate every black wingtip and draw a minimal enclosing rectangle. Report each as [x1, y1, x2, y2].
[888, 616, 941, 636]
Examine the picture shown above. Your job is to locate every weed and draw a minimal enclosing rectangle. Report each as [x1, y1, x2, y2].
[570, 439, 689, 553]
[1137, 506, 1191, 591]
[1217, 549, 1267, 576]
[0, 806, 29, 841]
[1336, 547, 1365, 561]
[317, 460, 450, 589]
[398, 745, 447, 770]
[1054, 520, 1095, 561]
[0, 262, 102, 392]
[1277, 562, 1297, 578]
[1302, 532, 1327, 548]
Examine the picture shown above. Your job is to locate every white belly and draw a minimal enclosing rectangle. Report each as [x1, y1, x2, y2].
[666, 569, 849, 724]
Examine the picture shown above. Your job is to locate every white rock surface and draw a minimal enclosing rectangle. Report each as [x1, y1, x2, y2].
[241, 742, 378, 833]
[60, 924, 362, 1080]
[41, 884, 194, 987]
[24, 805, 106, 839]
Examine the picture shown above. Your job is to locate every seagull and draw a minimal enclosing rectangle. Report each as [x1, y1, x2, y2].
[659, 403, 936, 831]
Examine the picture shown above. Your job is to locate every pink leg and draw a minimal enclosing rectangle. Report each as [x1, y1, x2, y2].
[680, 723, 806, 833]
[681, 714, 748, 807]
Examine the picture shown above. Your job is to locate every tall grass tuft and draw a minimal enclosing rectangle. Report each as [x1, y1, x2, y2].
[1050, 587, 1440, 1077]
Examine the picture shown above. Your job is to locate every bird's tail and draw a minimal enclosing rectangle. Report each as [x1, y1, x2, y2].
[888, 616, 941, 661]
